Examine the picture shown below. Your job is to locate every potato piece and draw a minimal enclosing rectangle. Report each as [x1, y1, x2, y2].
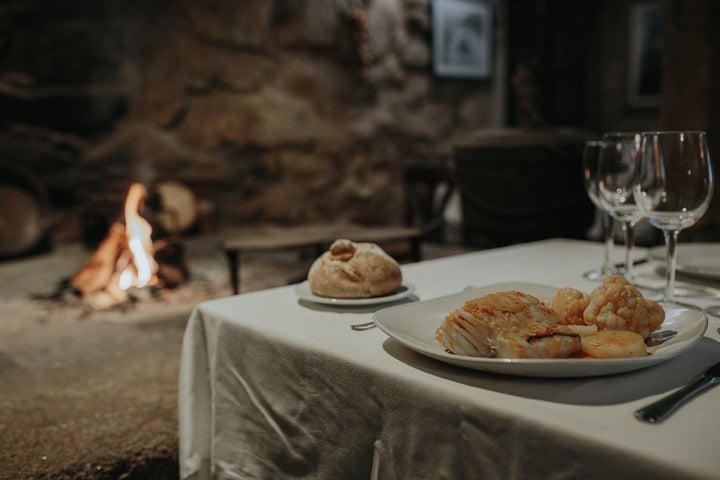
[581, 330, 647, 359]
[565, 325, 598, 337]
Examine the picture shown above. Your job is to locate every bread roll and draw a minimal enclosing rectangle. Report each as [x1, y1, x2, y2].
[308, 239, 402, 298]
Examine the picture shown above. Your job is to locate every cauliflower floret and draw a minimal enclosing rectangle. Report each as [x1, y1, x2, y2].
[583, 275, 664, 339]
[550, 287, 589, 325]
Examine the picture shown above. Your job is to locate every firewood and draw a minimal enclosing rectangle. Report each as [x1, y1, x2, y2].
[154, 236, 190, 288]
[71, 222, 127, 295]
[155, 181, 198, 234]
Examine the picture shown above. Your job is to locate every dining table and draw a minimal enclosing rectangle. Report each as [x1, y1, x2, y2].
[178, 238, 720, 480]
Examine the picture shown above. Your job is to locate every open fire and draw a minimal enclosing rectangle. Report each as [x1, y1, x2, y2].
[69, 182, 188, 308]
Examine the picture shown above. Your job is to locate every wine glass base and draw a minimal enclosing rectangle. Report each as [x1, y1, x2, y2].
[634, 279, 720, 302]
[583, 268, 618, 282]
[656, 299, 705, 312]
[704, 305, 720, 318]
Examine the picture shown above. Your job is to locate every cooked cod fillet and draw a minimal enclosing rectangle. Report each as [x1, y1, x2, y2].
[435, 290, 582, 359]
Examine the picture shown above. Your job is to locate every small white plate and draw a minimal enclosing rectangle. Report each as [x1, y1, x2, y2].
[373, 282, 708, 378]
[649, 243, 720, 281]
[295, 281, 416, 306]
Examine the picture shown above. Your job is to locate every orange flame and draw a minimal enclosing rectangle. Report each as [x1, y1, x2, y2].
[117, 183, 158, 291]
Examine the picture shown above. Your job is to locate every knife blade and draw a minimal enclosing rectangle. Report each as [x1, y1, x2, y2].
[634, 361, 720, 423]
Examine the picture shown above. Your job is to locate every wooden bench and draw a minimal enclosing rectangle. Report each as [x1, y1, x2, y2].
[222, 223, 422, 294]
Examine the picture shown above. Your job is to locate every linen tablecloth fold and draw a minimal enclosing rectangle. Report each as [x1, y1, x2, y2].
[179, 307, 213, 479]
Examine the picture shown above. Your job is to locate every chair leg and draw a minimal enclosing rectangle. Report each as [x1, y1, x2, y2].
[410, 238, 421, 262]
[225, 249, 240, 295]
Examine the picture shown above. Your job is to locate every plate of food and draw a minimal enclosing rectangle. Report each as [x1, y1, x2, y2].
[295, 238, 416, 306]
[649, 243, 720, 281]
[373, 279, 707, 377]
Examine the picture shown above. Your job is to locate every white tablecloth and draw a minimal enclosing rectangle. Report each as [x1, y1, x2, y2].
[179, 239, 720, 479]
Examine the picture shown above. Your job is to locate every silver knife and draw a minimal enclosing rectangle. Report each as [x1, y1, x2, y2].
[634, 361, 720, 423]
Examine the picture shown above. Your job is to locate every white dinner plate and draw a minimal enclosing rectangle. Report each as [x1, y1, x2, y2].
[649, 243, 720, 281]
[295, 281, 416, 306]
[373, 282, 708, 378]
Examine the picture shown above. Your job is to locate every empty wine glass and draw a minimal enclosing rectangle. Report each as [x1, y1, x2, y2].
[582, 140, 617, 281]
[633, 131, 714, 305]
[597, 132, 644, 281]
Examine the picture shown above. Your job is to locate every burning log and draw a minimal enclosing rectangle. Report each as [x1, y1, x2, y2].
[71, 222, 127, 296]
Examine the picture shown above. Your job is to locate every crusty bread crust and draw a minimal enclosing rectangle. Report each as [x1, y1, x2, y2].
[308, 239, 402, 298]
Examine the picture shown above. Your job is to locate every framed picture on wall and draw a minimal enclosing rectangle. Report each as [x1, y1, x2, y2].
[627, 2, 662, 107]
[432, 0, 493, 79]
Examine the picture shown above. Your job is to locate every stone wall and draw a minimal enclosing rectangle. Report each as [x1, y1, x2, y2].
[0, 0, 506, 241]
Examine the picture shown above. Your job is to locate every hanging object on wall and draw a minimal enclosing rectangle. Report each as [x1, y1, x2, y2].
[511, 59, 545, 127]
[627, 2, 662, 107]
[337, 0, 372, 81]
[432, 0, 494, 79]
[351, 3, 372, 81]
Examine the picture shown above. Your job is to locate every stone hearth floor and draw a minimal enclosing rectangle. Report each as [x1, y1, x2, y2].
[0, 228, 472, 479]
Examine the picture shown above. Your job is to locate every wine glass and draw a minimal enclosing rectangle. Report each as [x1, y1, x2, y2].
[597, 132, 644, 281]
[582, 140, 617, 280]
[633, 131, 714, 305]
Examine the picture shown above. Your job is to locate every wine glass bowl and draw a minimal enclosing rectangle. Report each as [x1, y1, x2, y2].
[597, 132, 644, 281]
[633, 131, 714, 304]
[582, 140, 617, 281]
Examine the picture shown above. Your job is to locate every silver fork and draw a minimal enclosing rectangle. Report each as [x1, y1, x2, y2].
[350, 321, 376, 331]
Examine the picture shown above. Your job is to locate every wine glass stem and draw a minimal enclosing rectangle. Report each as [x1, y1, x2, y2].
[622, 221, 635, 280]
[601, 213, 615, 274]
[664, 230, 680, 303]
